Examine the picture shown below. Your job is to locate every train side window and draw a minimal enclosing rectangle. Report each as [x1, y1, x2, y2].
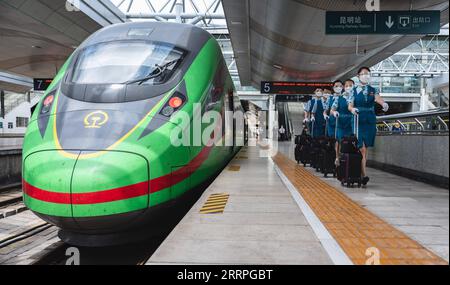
[204, 60, 227, 112]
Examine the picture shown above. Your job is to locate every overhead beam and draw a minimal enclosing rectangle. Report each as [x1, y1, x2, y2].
[0, 71, 33, 89]
[68, 0, 127, 26]
[126, 13, 225, 20]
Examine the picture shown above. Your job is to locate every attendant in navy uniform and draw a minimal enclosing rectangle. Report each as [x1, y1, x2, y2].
[323, 81, 343, 139]
[348, 67, 389, 185]
[303, 99, 312, 134]
[331, 79, 354, 165]
[310, 89, 326, 138]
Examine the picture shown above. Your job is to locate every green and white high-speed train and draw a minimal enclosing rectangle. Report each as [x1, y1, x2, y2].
[22, 22, 245, 245]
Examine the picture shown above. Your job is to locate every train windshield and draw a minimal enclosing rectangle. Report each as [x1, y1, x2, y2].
[70, 41, 184, 85]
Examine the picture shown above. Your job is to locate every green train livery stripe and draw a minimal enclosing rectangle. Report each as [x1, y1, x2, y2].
[23, 136, 215, 205]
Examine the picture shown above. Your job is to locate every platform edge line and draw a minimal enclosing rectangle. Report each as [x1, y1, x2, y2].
[270, 158, 353, 266]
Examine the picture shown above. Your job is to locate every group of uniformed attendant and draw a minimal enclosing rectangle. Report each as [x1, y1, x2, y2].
[303, 67, 389, 186]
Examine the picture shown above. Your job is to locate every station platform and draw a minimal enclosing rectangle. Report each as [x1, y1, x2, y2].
[147, 141, 449, 265]
[148, 143, 335, 265]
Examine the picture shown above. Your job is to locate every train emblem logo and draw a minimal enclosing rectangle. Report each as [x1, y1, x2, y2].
[84, 111, 109, 129]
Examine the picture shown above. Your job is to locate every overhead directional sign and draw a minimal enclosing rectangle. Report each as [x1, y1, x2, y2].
[326, 11, 441, 35]
[261, 81, 333, 95]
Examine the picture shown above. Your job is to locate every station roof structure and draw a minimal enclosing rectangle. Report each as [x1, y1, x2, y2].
[222, 0, 449, 87]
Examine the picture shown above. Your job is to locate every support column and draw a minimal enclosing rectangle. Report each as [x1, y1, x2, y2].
[420, 78, 430, 111]
[175, 0, 183, 23]
[268, 95, 276, 141]
[0, 90, 5, 119]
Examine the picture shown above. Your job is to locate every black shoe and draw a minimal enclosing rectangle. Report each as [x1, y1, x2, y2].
[362, 176, 370, 186]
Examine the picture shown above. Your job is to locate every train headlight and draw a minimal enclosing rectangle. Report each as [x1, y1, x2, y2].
[160, 92, 187, 117]
[41, 94, 55, 114]
[169, 97, 183, 109]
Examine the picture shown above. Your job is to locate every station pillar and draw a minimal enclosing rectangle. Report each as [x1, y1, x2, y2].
[0, 90, 4, 119]
[420, 78, 430, 111]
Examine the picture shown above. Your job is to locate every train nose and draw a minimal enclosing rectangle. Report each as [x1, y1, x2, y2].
[24, 150, 150, 234]
[70, 151, 150, 233]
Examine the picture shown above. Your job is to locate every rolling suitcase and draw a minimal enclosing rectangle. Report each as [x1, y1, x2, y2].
[322, 116, 339, 177]
[310, 138, 322, 170]
[321, 137, 337, 177]
[337, 114, 362, 187]
[315, 136, 328, 172]
[295, 144, 302, 164]
[299, 144, 312, 166]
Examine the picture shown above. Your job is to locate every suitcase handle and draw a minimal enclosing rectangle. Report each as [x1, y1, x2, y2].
[354, 114, 359, 141]
[335, 116, 338, 140]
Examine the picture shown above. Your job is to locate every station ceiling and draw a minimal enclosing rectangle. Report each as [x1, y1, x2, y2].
[0, 0, 102, 92]
[222, 0, 450, 88]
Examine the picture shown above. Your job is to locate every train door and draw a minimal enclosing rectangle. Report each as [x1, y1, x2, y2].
[227, 90, 235, 152]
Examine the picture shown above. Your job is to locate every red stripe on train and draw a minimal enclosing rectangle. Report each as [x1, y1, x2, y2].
[23, 145, 213, 205]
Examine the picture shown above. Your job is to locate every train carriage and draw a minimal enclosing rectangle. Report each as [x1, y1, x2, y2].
[22, 22, 244, 245]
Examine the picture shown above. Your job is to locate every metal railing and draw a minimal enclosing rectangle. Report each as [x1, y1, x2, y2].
[3, 92, 40, 116]
[0, 134, 24, 138]
[377, 108, 449, 135]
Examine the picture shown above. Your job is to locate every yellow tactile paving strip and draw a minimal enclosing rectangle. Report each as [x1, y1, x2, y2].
[199, 193, 230, 214]
[228, 165, 241, 172]
[273, 153, 448, 265]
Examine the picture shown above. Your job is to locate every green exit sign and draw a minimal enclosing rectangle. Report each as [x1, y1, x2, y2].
[326, 11, 441, 35]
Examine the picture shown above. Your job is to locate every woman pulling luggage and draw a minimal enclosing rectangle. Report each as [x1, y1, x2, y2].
[310, 89, 326, 138]
[348, 67, 389, 185]
[303, 99, 312, 133]
[331, 79, 355, 165]
[324, 81, 343, 138]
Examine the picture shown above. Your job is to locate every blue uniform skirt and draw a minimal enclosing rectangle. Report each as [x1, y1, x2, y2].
[352, 117, 377, 148]
[336, 114, 353, 142]
[326, 117, 336, 138]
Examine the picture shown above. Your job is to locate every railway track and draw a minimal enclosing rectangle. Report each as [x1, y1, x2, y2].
[0, 168, 215, 265]
[0, 184, 26, 219]
[0, 222, 52, 249]
[0, 222, 158, 265]
[33, 240, 157, 265]
[0, 184, 23, 208]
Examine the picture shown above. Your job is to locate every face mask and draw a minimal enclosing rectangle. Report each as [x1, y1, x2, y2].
[345, 86, 353, 93]
[360, 74, 371, 84]
[334, 87, 343, 94]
